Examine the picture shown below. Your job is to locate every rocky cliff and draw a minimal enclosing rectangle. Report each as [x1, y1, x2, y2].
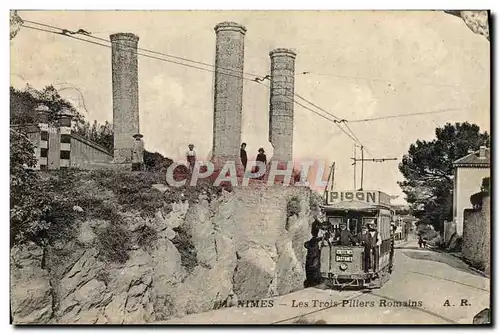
[10, 175, 313, 324]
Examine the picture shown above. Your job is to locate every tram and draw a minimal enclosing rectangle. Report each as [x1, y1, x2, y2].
[318, 190, 396, 289]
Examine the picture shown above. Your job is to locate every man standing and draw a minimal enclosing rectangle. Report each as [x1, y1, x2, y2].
[304, 230, 322, 288]
[240, 142, 248, 171]
[368, 223, 382, 273]
[186, 144, 196, 173]
[334, 222, 356, 246]
[131, 133, 144, 171]
[357, 225, 371, 272]
[389, 222, 396, 273]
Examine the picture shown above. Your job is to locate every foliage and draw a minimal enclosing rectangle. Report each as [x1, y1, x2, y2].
[10, 85, 80, 125]
[92, 169, 165, 217]
[73, 120, 114, 152]
[171, 224, 198, 273]
[309, 190, 324, 213]
[481, 177, 490, 194]
[287, 196, 301, 218]
[144, 150, 173, 172]
[137, 225, 158, 251]
[96, 223, 132, 264]
[10, 128, 50, 247]
[399, 122, 489, 230]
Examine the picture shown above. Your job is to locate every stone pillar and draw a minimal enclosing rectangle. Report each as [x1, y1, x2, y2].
[269, 48, 296, 162]
[59, 112, 72, 169]
[212, 22, 246, 164]
[36, 105, 49, 170]
[110, 33, 140, 163]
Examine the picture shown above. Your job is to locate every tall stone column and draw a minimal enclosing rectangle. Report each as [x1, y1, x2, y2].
[269, 48, 296, 162]
[110, 33, 140, 163]
[212, 22, 246, 164]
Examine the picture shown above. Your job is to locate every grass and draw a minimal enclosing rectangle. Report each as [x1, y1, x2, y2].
[137, 225, 158, 251]
[96, 223, 132, 264]
[20, 168, 226, 268]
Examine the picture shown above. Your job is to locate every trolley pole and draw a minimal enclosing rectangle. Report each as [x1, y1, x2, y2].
[350, 153, 398, 191]
[352, 145, 357, 189]
[360, 145, 364, 190]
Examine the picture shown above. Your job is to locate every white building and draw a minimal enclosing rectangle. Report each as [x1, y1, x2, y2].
[452, 146, 490, 236]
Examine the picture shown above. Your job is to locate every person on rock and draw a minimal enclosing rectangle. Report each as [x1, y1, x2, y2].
[186, 144, 196, 173]
[131, 133, 144, 171]
[255, 148, 267, 180]
[240, 142, 248, 171]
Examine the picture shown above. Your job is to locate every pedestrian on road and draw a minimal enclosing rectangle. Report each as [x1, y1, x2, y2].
[404, 222, 410, 242]
[304, 230, 322, 287]
[240, 142, 248, 171]
[418, 235, 424, 248]
[131, 133, 144, 171]
[186, 144, 196, 173]
[389, 222, 396, 273]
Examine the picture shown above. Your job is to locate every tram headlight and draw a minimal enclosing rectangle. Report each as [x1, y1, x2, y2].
[339, 263, 348, 271]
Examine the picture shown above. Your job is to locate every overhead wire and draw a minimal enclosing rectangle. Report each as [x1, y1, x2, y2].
[347, 108, 469, 123]
[22, 19, 262, 79]
[21, 21, 369, 151]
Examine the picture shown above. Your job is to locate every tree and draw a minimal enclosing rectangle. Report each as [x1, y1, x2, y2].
[398, 122, 489, 230]
[10, 128, 50, 246]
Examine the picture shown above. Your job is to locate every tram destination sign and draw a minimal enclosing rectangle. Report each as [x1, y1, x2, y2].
[335, 249, 353, 262]
[326, 190, 391, 206]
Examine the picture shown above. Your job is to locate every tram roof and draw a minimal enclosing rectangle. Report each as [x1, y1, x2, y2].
[321, 200, 392, 212]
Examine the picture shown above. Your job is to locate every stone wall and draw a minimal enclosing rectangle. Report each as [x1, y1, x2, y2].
[462, 195, 490, 274]
[10, 184, 313, 324]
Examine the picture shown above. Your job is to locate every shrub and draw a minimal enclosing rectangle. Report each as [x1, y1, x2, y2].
[96, 223, 131, 264]
[171, 224, 198, 273]
[137, 225, 158, 251]
[287, 196, 301, 218]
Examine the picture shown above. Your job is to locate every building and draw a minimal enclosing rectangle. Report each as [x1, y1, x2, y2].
[12, 105, 113, 170]
[452, 146, 490, 236]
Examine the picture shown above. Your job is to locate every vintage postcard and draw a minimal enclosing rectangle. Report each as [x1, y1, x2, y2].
[9, 10, 490, 325]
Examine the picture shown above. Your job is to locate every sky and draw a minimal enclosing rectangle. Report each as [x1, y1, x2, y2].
[10, 10, 490, 205]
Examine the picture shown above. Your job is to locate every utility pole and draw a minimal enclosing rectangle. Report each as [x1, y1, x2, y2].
[350, 153, 398, 191]
[360, 145, 364, 191]
[352, 145, 357, 189]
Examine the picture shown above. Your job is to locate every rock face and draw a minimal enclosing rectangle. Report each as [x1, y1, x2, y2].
[10, 243, 54, 324]
[445, 10, 489, 41]
[10, 185, 313, 324]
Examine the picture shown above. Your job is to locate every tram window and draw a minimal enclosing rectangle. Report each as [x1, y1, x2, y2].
[349, 219, 358, 233]
[328, 217, 342, 234]
[329, 217, 342, 228]
[363, 218, 377, 228]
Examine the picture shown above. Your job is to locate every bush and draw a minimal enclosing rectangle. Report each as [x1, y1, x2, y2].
[10, 128, 51, 247]
[137, 225, 158, 251]
[96, 223, 131, 264]
[287, 196, 301, 218]
[171, 224, 198, 273]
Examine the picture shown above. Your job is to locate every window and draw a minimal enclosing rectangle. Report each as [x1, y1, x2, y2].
[363, 218, 377, 227]
[329, 217, 342, 227]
